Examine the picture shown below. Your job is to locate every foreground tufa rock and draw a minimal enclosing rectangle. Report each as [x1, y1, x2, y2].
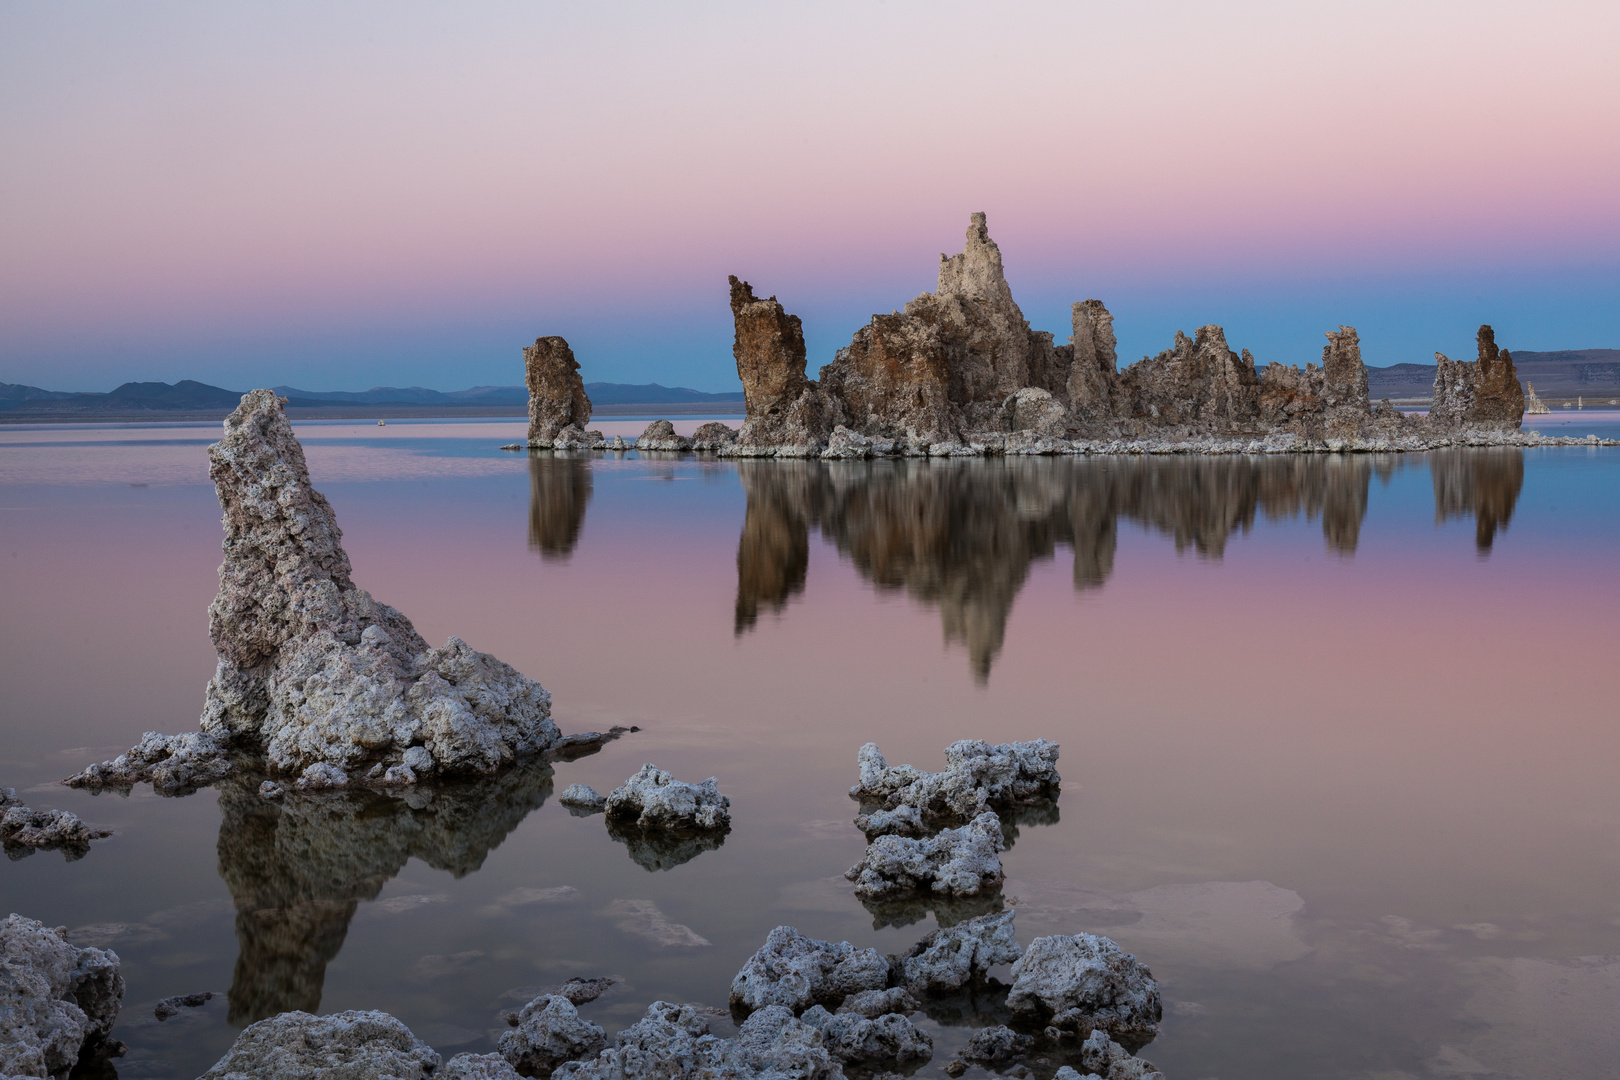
[1070, 1030, 1168, 1079]
[198, 1010, 441, 1079]
[729, 926, 890, 1015]
[444, 1053, 524, 1079]
[605, 764, 731, 832]
[844, 811, 1005, 900]
[1007, 933, 1162, 1041]
[893, 910, 1021, 995]
[0, 914, 124, 1078]
[498, 994, 607, 1075]
[851, 739, 1061, 836]
[69, 390, 561, 792]
[797, 1006, 932, 1069]
[0, 789, 111, 860]
[526, 337, 594, 447]
[554, 1000, 842, 1080]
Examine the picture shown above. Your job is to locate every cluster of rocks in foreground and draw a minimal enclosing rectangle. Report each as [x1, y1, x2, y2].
[64, 390, 619, 797]
[516, 213, 1615, 459]
[0, 789, 110, 861]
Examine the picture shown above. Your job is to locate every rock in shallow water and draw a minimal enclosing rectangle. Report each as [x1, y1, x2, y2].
[197, 1009, 440, 1079]
[498, 994, 607, 1075]
[559, 784, 606, 814]
[729, 926, 890, 1015]
[798, 1005, 932, 1069]
[0, 789, 111, 860]
[850, 740, 1060, 835]
[844, 812, 1005, 901]
[605, 764, 730, 832]
[443, 1052, 524, 1079]
[1007, 933, 1162, 1041]
[67, 390, 563, 792]
[554, 1000, 841, 1080]
[0, 914, 124, 1079]
[894, 910, 1021, 996]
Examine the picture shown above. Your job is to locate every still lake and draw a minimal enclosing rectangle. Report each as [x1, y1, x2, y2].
[3, 415, 1619, 1079]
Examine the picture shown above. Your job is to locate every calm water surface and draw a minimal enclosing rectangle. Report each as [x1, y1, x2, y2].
[3, 416, 1619, 1079]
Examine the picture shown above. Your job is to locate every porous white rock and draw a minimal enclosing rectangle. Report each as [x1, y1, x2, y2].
[559, 785, 607, 813]
[729, 926, 891, 1014]
[893, 910, 1021, 995]
[956, 1025, 1033, 1066]
[850, 741, 1060, 833]
[64, 730, 233, 795]
[197, 1009, 441, 1079]
[835, 987, 917, 1019]
[553, 1000, 842, 1080]
[443, 1052, 524, 1080]
[0, 914, 124, 1079]
[1007, 934, 1162, 1040]
[0, 790, 111, 859]
[497, 993, 607, 1075]
[797, 1006, 932, 1068]
[844, 812, 1005, 900]
[67, 390, 560, 790]
[635, 420, 693, 452]
[1075, 1030, 1166, 1079]
[820, 427, 874, 460]
[605, 765, 730, 832]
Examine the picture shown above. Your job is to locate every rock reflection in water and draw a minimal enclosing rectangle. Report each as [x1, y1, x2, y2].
[217, 768, 554, 1024]
[734, 456, 1398, 680]
[860, 888, 1007, 932]
[1431, 448, 1524, 551]
[529, 453, 592, 559]
[604, 819, 727, 872]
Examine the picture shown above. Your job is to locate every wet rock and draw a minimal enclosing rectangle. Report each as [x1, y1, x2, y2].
[850, 741, 1061, 831]
[197, 1009, 440, 1079]
[605, 820, 727, 872]
[153, 991, 213, 1020]
[729, 926, 890, 1015]
[1006, 934, 1161, 1041]
[0, 914, 124, 1078]
[526, 337, 593, 447]
[559, 785, 606, 814]
[605, 764, 730, 832]
[1430, 325, 1525, 429]
[727, 276, 833, 456]
[845, 812, 1005, 901]
[0, 790, 111, 860]
[444, 1053, 524, 1080]
[798, 1006, 933, 1069]
[692, 422, 740, 452]
[836, 988, 918, 1019]
[69, 391, 561, 791]
[1074, 1030, 1166, 1079]
[893, 910, 1021, 996]
[956, 1025, 1033, 1066]
[554, 1000, 842, 1080]
[498, 993, 607, 1075]
[635, 420, 693, 452]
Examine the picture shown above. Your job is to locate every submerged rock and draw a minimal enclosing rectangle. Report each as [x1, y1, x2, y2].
[498, 993, 607, 1075]
[153, 990, 213, 1020]
[605, 765, 730, 832]
[68, 391, 562, 791]
[554, 1000, 841, 1080]
[729, 926, 890, 1015]
[526, 337, 593, 447]
[844, 812, 1005, 900]
[798, 1006, 932, 1069]
[0, 914, 124, 1079]
[850, 740, 1061, 833]
[198, 1009, 441, 1079]
[0, 789, 111, 859]
[1006, 934, 1162, 1041]
[893, 910, 1021, 996]
[635, 420, 693, 452]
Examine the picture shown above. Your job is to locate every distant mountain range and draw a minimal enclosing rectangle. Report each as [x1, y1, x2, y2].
[1365, 349, 1620, 400]
[0, 379, 744, 418]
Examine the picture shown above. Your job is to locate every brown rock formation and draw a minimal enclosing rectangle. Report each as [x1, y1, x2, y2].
[1116, 326, 1262, 433]
[818, 313, 957, 447]
[1429, 326, 1525, 429]
[525, 337, 592, 446]
[1066, 300, 1118, 426]
[728, 277, 833, 453]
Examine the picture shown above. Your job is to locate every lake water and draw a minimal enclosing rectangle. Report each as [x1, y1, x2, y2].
[3, 416, 1619, 1079]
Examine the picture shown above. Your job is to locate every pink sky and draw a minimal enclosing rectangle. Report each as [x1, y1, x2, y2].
[3, 1, 1618, 390]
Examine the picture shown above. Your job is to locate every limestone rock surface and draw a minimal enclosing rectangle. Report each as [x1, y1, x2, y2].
[0, 790, 110, 859]
[729, 926, 889, 1014]
[844, 812, 1005, 900]
[635, 420, 693, 452]
[197, 1009, 441, 1079]
[526, 337, 593, 447]
[498, 993, 607, 1075]
[69, 390, 559, 790]
[605, 765, 730, 832]
[798, 1006, 932, 1068]
[1007, 934, 1161, 1040]
[553, 1000, 842, 1080]
[851, 740, 1061, 832]
[0, 914, 124, 1079]
[893, 910, 1021, 995]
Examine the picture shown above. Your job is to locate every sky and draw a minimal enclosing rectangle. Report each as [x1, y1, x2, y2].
[3, 0, 1618, 393]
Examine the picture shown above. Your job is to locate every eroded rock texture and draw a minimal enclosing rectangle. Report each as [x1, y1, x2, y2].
[553, 1000, 842, 1080]
[729, 277, 833, 456]
[729, 926, 889, 1015]
[605, 765, 731, 832]
[198, 1009, 441, 1080]
[893, 910, 1022, 996]
[0, 914, 124, 1079]
[526, 337, 593, 447]
[1007, 933, 1162, 1041]
[851, 742, 1060, 835]
[1429, 325, 1525, 429]
[636, 420, 693, 452]
[844, 812, 1005, 901]
[498, 993, 607, 1075]
[797, 1006, 932, 1069]
[70, 390, 560, 791]
[0, 789, 110, 861]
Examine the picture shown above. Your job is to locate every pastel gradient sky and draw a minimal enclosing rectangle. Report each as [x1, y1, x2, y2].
[3, 0, 1618, 392]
